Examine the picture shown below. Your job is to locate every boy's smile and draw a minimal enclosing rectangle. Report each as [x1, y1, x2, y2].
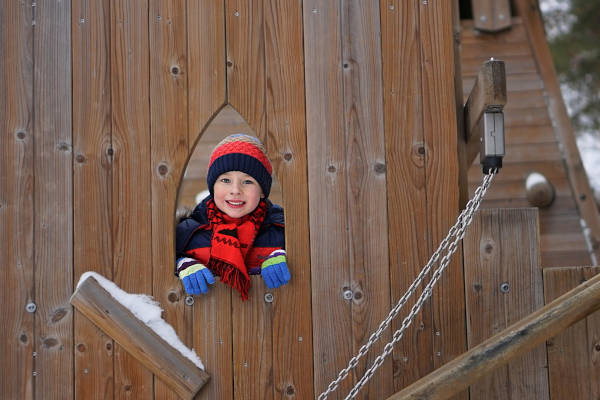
[213, 171, 263, 219]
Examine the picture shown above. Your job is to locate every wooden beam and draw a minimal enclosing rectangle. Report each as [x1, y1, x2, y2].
[70, 276, 210, 400]
[386, 264, 600, 400]
[471, 0, 512, 32]
[464, 59, 506, 166]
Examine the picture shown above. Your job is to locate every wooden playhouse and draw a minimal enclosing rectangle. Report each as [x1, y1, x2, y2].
[2, 0, 599, 399]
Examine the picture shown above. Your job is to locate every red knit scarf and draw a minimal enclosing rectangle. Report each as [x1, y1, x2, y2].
[206, 199, 267, 300]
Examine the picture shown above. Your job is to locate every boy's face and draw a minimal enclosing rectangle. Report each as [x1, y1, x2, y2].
[213, 171, 264, 218]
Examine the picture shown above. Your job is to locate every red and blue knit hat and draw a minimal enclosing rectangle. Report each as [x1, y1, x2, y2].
[207, 134, 273, 198]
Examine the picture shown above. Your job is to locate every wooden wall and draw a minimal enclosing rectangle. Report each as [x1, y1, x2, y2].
[2, 1, 472, 399]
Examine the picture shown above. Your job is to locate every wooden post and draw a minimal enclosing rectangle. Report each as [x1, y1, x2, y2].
[464, 59, 506, 166]
[385, 264, 600, 400]
[70, 276, 210, 400]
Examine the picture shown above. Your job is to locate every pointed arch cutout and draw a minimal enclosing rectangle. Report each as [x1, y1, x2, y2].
[177, 105, 283, 210]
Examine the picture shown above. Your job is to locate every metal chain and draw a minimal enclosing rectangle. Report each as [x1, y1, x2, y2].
[318, 171, 497, 400]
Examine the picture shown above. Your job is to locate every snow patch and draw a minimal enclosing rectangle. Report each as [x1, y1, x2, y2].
[525, 172, 548, 190]
[77, 272, 205, 370]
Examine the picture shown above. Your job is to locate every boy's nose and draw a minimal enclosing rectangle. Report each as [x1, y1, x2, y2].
[230, 181, 241, 194]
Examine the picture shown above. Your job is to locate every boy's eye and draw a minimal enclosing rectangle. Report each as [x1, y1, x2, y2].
[220, 178, 230, 183]
[243, 179, 254, 185]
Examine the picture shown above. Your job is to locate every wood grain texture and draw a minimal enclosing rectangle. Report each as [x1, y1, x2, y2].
[544, 267, 600, 400]
[380, 0, 433, 390]
[515, 0, 600, 262]
[304, 1, 354, 397]
[110, 1, 153, 396]
[0, 2, 34, 399]
[72, 0, 114, 398]
[149, 1, 190, 398]
[461, 12, 593, 270]
[187, 0, 226, 145]
[463, 209, 549, 399]
[264, 0, 314, 398]
[419, 4, 466, 400]
[472, 0, 512, 32]
[186, 3, 231, 400]
[33, 1, 74, 398]
[388, 251, 600, 400]
[70, 276, 210, 399]
[464, 60, 506, 165]
[225, 1, 273, 398]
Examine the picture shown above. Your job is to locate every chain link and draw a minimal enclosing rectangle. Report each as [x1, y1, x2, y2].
[318, 171, 497, 400]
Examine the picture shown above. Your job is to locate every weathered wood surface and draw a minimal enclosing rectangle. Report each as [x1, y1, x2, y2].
[149, 1, 190, 398]
[463, 209, 548, 399]
[226, 2, 273, 399]
[544, 267, 600, 400]
[186, 4, 230, 399]
[381, 0, 432, 390]
[386, 255, 600, 400]
[463, 59, 506, 165]
[0, 2, 34, 399]
[514, 0, 600, 262]
[420, 4, 467, 400]
[304, 1, 354, 397]
[72, 0, 115, 398]
[461, 15, 593, 268]
[264, 1, 314, 398]
[34, 1, 74, 398]
[70, 276, 210, 399]
[471, 0, 512, 32]
[110, 1, 154, 397]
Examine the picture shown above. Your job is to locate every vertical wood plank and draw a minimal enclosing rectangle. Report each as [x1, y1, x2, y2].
[0, 2, 34, 398]
[110, 1, 153, 397]
[340, 1, 393, 397]
[264, 1, 314, 398]
[544, 267, 600, 400]
[304, 1, 353, 397]
[186, 3, 231, 399]
[187, 0, 226, 145]
[419, 4, 468, 400]
[463, 209, 550, 399]
[149, 1, 190, 398]
[33, 1, 74, 398]
[226, 1, 273, 399]
[72, 0, 114, 398]
[381, 0, 433, 391]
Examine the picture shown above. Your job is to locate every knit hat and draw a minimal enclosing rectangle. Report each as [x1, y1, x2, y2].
[207, 134, 273, 198]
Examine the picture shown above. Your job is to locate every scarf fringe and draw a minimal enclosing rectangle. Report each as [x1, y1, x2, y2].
[209, 259, 250, 301]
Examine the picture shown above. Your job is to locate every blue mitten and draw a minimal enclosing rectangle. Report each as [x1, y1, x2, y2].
[261, 250, 291, 289]
[177, 257, 215, 295]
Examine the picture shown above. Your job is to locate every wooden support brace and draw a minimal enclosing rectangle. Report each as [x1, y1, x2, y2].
[464, 59, 506, 166]
[471, 0, 512, 32]
[386, 267, 600, 400]
[70, 276, 210, 399]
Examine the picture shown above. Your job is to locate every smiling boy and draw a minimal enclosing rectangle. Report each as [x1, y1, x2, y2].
[175, 134, 290, 300]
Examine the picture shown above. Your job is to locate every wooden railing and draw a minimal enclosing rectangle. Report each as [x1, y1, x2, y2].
[386, 259, 600, 400]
